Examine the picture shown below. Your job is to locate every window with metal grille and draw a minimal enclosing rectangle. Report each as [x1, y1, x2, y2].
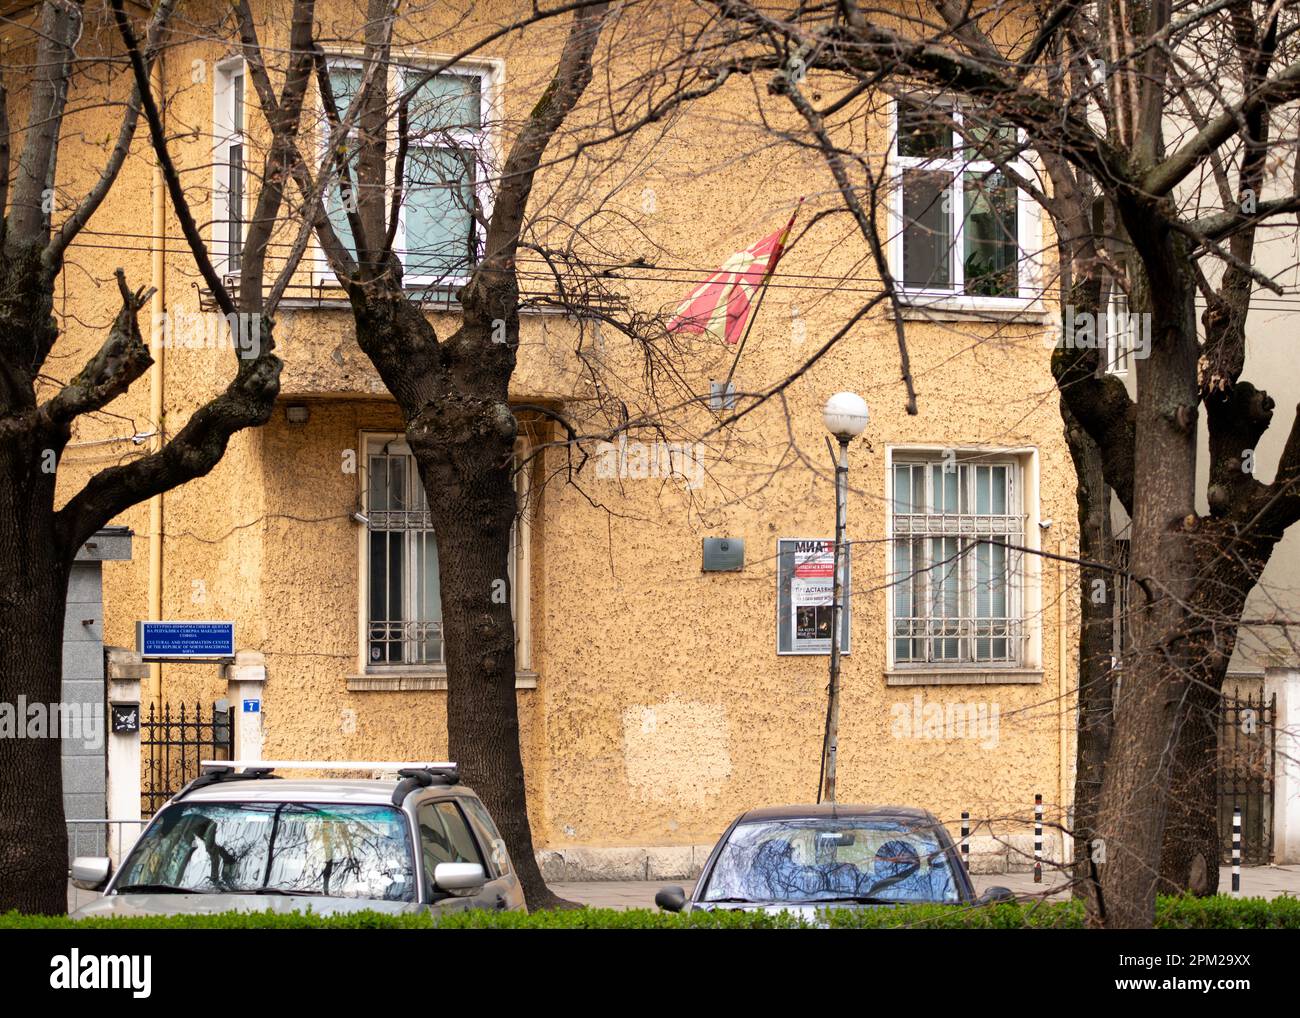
[365, 437, 443, 666]
[889, 456, 1026, 666]
[361, 435, 522, 671]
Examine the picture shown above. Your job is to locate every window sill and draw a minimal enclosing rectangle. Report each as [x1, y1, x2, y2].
[892, 296, 1046, 324]
[347, 670, 539, 692]
[884, 667, 1043, 686]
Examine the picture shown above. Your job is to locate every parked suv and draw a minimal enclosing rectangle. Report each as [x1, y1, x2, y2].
[69, 761, 525, 917]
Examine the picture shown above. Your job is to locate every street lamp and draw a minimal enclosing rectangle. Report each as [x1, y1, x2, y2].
[820, 392, 868, 804]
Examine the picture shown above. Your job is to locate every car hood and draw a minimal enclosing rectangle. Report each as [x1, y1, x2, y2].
[70, 893, 423, 919]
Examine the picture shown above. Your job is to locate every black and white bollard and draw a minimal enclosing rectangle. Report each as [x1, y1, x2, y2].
[1033, 794, 1043, 884]
[961, 811, 970, 876]
[1232, 806, 1242, 896]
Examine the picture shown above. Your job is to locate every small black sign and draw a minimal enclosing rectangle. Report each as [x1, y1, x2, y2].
[111, 703, 140, 734]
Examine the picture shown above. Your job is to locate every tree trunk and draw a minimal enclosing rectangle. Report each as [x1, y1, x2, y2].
[1157, 562, 1258, 895]
[411, 393, 570, 910]
[0, 444, 71, 914]
[1092, 212, 1201, 928]
[1157, 672, 1222, 895]
[348, 291, 567, 911]
[1062, 405, 1115, 904]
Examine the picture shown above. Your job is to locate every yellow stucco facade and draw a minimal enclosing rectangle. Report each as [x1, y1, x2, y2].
[30, 1, 1077, 864]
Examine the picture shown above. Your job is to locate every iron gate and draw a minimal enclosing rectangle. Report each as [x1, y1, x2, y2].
[141, 700, 232, 817]
[1218, 691, 1275, 865]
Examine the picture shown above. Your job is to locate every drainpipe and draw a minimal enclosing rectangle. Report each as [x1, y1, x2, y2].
[146, 50, 166, 707]
[1058, 538, 1071, 867]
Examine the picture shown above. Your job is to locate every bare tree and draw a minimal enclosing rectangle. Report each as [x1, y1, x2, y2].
[230, 0, 622, 908]
[0, 0, 324, 913]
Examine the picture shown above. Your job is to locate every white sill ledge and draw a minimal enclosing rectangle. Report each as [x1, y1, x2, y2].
[885, 668, 1043, 686]
[892, 297, 1046, 325]
[347, 670, 539, 692]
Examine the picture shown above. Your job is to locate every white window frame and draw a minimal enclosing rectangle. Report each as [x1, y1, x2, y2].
[356, 430, 530, 676]
[213, 57, 247, 276]
[883, 446, 1043, 680]
[1105, 290, 1134, 377]
[317, 54, 501, 291]
[890, 97, 1041, 308]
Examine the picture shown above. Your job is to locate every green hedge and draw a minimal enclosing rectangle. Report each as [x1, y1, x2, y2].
[3, 894, 1298, 929]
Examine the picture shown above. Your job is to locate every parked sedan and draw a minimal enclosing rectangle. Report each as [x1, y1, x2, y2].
[655, 803, 1013, 918]
[70, 762, 525, 918]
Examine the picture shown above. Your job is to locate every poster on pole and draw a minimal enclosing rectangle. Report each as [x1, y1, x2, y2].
[777, 538, 850, 655]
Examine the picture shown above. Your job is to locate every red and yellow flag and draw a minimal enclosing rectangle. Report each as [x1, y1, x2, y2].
[667, 208, 798, 344]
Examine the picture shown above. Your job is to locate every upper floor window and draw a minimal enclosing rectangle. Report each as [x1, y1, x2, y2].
[325, 61, 491, 286]
[894, 99, 1030, 299]
[889, 455, 1027, 667]
[214, 59, 246, 274]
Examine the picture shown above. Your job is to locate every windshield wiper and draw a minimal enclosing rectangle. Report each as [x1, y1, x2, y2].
[703, 896, 755, 904]
[114, 883, 203, 894]
[250, 888, 326, 896]
[791, 896, 900, 905]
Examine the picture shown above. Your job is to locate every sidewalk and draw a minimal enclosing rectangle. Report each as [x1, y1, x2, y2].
[551, 865, 1300, 910]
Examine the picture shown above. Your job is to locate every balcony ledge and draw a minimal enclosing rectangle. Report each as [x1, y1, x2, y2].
[346, 670, 538, 691]
[884, 667, 1043, 686]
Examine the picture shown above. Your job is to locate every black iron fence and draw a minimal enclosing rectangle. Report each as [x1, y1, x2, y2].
[141, 700, 232, 817]
[1218, 691, 1276, 865]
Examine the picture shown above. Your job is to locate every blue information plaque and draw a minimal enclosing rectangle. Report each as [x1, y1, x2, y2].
[137, 621, 236, 660]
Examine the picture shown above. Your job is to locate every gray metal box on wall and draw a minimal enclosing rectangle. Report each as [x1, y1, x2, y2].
[702, 537, 744, 572]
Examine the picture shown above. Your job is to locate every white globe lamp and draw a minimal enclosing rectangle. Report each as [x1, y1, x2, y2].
[822, 391, 869, 441]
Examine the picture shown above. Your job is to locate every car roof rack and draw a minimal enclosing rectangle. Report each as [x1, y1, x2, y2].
[391, 765, 460, 806]
[176, 764, 280, 801]
[192, 760, 461, 807]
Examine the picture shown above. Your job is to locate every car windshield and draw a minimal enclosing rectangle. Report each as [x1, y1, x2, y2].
[115, 802, 416, 901]
[701, 817, 960, 904]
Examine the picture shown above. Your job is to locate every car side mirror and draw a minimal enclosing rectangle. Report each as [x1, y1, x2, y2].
[433, 862, 486, 896]
[70, 856, 112, 891]
[654, 885, 687, 912]
[978, 885, 1016, 905]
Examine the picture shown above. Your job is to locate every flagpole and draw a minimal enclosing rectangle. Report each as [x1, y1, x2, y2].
[720, 270, 774, 396]
[720, 199, 802, 401]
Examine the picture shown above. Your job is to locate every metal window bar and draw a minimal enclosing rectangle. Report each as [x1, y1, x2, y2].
[140, 701, 233, 818]
[891, 460, 1025, 665]
[366, 444, 445, 666]
[1217, 691, 1276, 865]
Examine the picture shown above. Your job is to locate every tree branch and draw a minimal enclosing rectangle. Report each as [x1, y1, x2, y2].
[35, 270, 153, 434]
[110, 0, 236, 322]
[7, 0, 80, 253]
[48, 0, 179, 266]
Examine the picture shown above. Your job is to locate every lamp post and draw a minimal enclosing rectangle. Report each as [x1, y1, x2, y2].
[820, 392, 868, 803]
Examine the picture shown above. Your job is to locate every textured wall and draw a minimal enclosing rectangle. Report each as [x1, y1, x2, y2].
[33, 2, 1077, 852]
